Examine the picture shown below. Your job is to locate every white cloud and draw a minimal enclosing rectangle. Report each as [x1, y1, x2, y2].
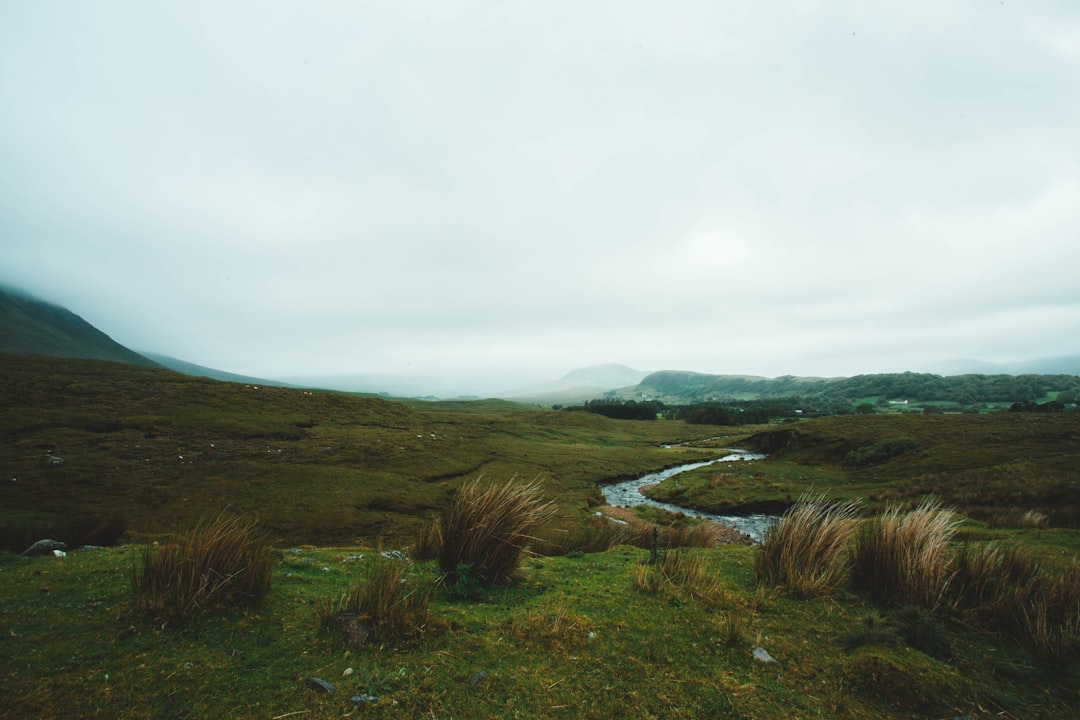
[2, 1, 1079, 393]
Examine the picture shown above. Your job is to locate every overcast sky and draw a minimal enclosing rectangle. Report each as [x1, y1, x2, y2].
[2, 1, 1079, 394]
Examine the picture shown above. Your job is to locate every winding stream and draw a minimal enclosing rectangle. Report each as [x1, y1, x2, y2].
[600, 449, 777, 542]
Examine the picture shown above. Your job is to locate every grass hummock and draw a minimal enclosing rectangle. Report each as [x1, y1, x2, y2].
[755, 492, 861, 598]
[851, 498, 958, 610]
[130, 511, 274, 624]
[433, 476, 556, 587]
[317, 555, 435, 646]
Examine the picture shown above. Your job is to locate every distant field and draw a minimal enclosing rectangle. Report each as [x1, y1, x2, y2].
[0, 355, 734, 547]
[644, 412, 1080, 530]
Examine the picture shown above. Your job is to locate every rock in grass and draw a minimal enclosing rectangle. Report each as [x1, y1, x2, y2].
[304, 677, 335, 694]
[468, 670, 488, 686]
[23, 539, 67, 556]
[349, 694, 378, 706]
[752, 647, 780, 665]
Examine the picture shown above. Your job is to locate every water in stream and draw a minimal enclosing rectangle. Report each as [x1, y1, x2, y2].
[599, 449, 777, 542]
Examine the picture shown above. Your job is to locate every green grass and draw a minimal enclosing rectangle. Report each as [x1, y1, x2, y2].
[2, 542, 1077, 719]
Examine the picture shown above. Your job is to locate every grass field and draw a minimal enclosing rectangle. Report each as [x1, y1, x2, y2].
[1, 355, 1078, 719]
[3, 540, 1078, 719]
[643, 413, 1080, 528]
[0, 355, 733, 547]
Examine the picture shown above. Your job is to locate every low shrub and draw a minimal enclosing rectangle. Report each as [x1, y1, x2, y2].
[437, 476, 556, 586]
[850, 499, 957, 610]
[754, 492, 861, 598]
[318, 556, 434, 646]
[131, 512, 273, 624]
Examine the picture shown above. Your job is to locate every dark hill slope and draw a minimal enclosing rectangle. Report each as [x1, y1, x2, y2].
[0, 287, 158, 367]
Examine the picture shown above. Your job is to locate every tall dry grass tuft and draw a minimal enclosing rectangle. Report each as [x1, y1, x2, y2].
[950, 543, 1080, 658]
[131, 512, 274, 624]
[851, 498, 957, 610]
[754, 492, 861, 598]
[412, 519, 442, 561]
[318, 556, 434, 646]
[438, 476, 556, 586]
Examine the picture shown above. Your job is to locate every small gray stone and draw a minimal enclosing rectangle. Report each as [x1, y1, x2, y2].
[304, 677, 335, 694]
[45, 455, 64, 466]
[752, 646, 780, 665]
[23, 539, 67, 556]
[349, 694, 378, 706]
[468, 670, 488, 686]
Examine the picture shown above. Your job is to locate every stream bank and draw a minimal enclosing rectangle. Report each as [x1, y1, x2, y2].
[599, 449, 777, 542]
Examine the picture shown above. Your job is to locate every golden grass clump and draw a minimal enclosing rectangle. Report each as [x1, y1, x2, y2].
[436, 476, 556, 586]
[851, 498, 957, 610]
[754, 492, 861, 598]
[318, 556, 434, 646]
[131, 512, 273, 624]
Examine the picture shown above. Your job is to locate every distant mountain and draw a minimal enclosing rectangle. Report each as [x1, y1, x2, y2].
[1006, 355, 1080, 376]
[0, 286, 159, 367]
[142, 352, 295, 387]
[930, 356, 1080, 376]
[503, 363, 650, 404]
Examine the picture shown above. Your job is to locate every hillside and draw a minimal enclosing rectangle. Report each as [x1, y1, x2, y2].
[617, 369, 1080, 407]
[0, 286, 158, 367]
[0, 354, 727, 547]
[142, 351, 295, 387]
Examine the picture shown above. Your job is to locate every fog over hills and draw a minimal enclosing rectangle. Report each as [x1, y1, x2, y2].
[0, 286, 159, 368]
[2, 286, 1077, 400]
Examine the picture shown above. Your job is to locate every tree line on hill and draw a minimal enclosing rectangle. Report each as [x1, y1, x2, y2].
[629, 370, 1080, 406]
[558, 372, 1080, 424]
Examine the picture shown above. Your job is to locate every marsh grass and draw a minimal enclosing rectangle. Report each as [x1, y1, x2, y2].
[754, 492, 861, 598]
[851, 498, 957, 610]
[436, 476, 556, 586]
[536, 514, 733, 557]
[130, 512, 273, 624]
[632, 548, 731, 608]
[950, 542, 1080, 658]
[985, 508, 1051, 529]
[501, 598, 594, 651]
[317, 556, 435, 646]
